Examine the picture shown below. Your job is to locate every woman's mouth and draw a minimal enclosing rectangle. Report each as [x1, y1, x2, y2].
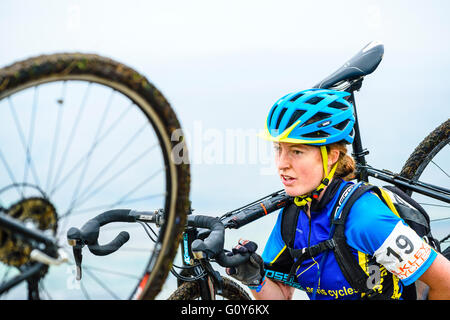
[281, 174, 297, 186]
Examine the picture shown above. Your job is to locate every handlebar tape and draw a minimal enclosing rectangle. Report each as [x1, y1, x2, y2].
[69, 209, 136, 256]
[88, 231, 130, 256]
[188, 215, 224, 258]
[94, 209, 137, 226]
[187, 215, 250, 267]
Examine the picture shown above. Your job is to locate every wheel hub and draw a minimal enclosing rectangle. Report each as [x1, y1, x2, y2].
[0, 198, 57, 267]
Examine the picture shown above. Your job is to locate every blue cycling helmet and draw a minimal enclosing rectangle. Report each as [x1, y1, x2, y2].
[261, 88, 355, 145]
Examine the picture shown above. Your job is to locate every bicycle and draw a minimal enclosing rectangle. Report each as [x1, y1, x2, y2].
[1, 41, 449, 300]
[0, 54, 190, 299]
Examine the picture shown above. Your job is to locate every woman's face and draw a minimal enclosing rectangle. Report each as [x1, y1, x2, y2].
[274, 142, 325, 196]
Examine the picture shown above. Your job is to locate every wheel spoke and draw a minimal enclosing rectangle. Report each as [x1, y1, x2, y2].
[48, 102, 134, 197]
[109, 169, 164, 208]
[22, 87, 39, 190]
[61, 193, 165, 218]
[38, 281, 53, 300]
[7, 97, 41, 192]
[67, 89, 116, 213]
[0, 150, 23, 198]
[419, 202, 450, 209]
[430, 216, 450, 222]
[46, 81, 66, 191]
[61, 168, 163, 222]
[68, 141, 159, 212]
[79, 279, 91, 300]
[50, 82, 92, 194]
[82, 265, 141, 280]
[431, 160, 450, 179]
[83, 267, 120, 300]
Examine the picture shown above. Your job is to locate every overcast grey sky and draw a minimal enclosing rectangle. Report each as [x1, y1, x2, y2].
[1, 0, 449, 299]
[1, 1, 449, 206]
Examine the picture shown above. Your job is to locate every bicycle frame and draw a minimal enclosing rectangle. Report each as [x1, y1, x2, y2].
[348, 87, 450, 204]
[177, 226, 223, 300]
[0, 210, 60, 298]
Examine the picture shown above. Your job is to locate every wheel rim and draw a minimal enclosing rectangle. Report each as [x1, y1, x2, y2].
[0, 74, 178, 299]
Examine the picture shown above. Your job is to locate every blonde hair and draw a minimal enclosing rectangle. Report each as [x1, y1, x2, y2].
[327, 142, 356, 181]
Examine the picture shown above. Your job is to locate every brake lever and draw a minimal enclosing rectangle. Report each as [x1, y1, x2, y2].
[67, 227, 84, 280]
[72, 247, 83, 280]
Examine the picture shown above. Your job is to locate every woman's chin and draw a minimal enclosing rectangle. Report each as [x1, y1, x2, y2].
[283, 185, 312, 197]
[283, 186, 300, 197]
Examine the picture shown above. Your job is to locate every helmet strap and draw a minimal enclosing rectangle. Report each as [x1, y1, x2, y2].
[294, 146, 338, 207]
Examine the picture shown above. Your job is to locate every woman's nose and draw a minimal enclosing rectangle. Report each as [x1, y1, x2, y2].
[276, 149, 290, 170]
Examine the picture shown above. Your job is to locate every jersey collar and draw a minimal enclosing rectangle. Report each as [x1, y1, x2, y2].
[310, 178, 344, 212]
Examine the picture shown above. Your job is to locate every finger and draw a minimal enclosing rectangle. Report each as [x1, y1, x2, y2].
[232, 244, 248, 254]
[248, 242, 258, 252]
[238, 239, 250, 246]
[238, 239, 258, 252]
[249, 253, 264, 266]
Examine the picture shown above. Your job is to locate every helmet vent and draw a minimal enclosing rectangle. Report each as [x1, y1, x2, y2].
[328, 101, 348, 110]
[349, 128, 355, 138]
[268, 107, 276, 127]
[285, 110, 307, 129]
[306, 96, 324, 105]
[333, 119, 350, 131]
[275, 108, 288, 129]
[301, 112, 332, 127]
[290, 93, 304, 102]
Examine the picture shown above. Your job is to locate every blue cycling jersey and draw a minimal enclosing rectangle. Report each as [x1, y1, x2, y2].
[262, 179, 437, 300]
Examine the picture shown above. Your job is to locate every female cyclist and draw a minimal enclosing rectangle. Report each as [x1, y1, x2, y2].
[226, 88, 450, 300]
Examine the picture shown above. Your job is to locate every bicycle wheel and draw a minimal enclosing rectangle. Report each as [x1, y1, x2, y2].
[167, 277, 252, 300]
[400, 119, 450, 250]
[0, 53, 190, 299]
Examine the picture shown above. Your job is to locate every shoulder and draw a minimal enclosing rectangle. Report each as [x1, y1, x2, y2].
[344, 189, 403, 255]
[344, 187, 438, 285]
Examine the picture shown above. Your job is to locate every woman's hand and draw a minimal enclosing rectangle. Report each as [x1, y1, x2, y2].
[225, 239, 265, 289]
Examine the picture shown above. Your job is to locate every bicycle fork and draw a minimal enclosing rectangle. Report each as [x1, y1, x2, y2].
[179, 228, 223, 300]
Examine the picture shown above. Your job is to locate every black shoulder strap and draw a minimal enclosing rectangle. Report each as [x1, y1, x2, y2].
[280, 203, 301, 249]
[331, 183, 383, 296]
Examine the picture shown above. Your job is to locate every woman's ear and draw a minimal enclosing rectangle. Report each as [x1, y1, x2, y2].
[328, 148, 340, 167]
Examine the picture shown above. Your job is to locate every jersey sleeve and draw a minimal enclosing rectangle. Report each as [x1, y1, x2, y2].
[261, 208, 294, 273]
[345, 191, 437, 286]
